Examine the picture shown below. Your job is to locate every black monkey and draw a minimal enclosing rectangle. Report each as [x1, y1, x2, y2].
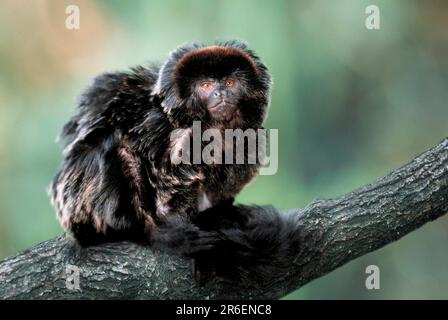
[50, 40, 301, 284]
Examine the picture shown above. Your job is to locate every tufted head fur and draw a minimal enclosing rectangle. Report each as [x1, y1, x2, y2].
[153, 40, 272, 128]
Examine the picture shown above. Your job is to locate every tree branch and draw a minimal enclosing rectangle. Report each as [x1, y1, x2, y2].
[1, 138, 447, 299]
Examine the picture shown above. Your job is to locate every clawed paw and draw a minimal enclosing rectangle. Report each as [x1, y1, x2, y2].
[182, 230, 221, 255]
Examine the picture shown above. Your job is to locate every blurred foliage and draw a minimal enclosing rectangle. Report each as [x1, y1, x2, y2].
[0, 0, 447, 299]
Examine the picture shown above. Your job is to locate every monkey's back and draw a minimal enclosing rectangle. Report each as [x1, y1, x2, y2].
[49, 65, 163, 244]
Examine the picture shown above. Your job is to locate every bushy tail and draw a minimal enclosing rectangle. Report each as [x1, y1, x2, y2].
[189, 203, 303, 285]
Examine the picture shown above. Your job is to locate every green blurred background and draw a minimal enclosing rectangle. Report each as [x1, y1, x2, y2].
[0, 0, 447, 299]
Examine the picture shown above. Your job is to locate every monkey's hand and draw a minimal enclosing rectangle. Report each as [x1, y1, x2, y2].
[150, 215, 222, 257]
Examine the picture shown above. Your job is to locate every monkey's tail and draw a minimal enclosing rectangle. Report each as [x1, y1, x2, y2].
[190, 203, 303, 285]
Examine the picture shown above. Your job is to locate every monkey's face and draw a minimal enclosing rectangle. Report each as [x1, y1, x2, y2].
[194, 76, 244, 122]
[156, 42, 272, 128]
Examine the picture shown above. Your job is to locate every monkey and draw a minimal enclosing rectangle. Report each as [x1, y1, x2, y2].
[49, 40, 301, 285]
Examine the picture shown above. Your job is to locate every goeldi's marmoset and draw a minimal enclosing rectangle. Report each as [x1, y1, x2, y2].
[50, 40, 301, 284]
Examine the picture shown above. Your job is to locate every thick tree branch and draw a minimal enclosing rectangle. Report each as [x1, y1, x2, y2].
[0, 138, 447, 299]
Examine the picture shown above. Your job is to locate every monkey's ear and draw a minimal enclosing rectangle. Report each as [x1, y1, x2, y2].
[152, 43, 203, 115]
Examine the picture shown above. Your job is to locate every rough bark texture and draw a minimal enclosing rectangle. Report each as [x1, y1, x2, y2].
[0, 138, 447, 300]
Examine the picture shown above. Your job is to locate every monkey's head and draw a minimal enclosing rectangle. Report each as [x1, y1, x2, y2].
[154, 40, 272, 129]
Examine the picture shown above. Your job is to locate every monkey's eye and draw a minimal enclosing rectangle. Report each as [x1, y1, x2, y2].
[200, 82, 214, 90]
[225, 79, 235, 87]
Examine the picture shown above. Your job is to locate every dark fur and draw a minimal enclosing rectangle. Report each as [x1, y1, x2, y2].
[50, 40, 297, 283]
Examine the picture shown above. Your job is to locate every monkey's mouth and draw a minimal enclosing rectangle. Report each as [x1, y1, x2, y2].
[208, 102, 237, 121]
[209, 101, 234, 110]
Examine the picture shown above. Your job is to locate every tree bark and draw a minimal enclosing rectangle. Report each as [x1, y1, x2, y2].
[0, 138, 447, 300]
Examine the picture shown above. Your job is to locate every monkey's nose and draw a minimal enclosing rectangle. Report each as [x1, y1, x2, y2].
[213, 91, 221, 98]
